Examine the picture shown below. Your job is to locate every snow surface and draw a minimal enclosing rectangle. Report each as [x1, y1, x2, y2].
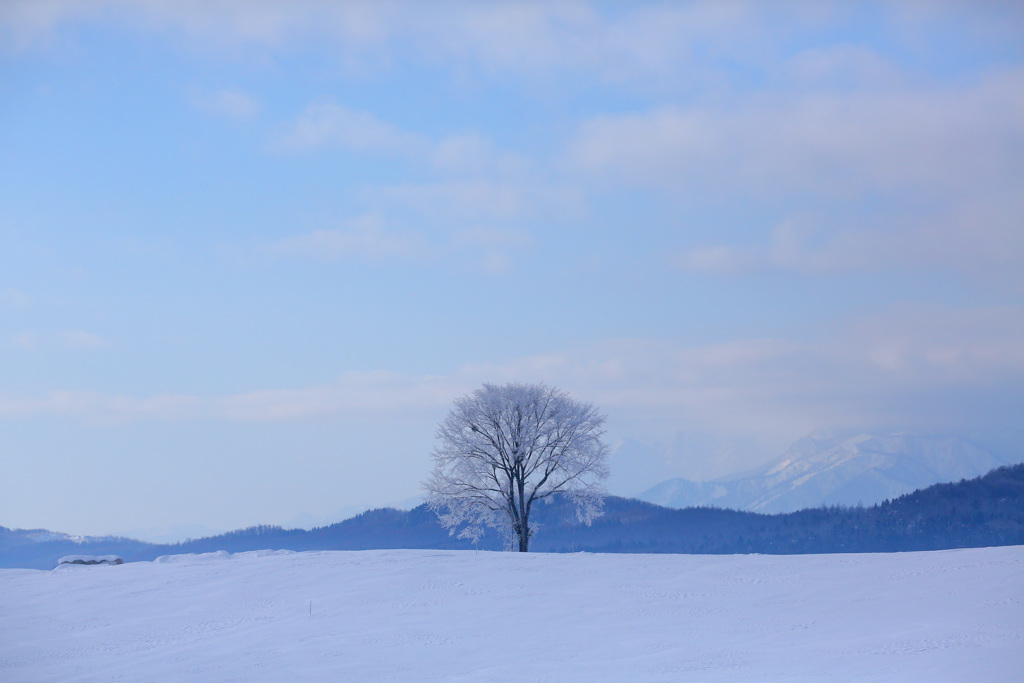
[2, 547, 1022, 681]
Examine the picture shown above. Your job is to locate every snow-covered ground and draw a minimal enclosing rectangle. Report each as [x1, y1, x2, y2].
[2, 547, 1022, 681]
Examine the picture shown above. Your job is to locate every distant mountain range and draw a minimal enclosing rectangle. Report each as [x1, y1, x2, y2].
[3, 464, 1023, 569]
[638, 433, 1015, 513]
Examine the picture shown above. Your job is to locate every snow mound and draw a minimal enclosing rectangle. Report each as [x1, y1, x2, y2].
[56, 555, 123, 566]
[154, 550, 232, 563]
[153, 549, 295, 564]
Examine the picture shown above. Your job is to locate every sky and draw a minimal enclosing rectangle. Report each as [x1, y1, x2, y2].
[1, 1, 1022, 539]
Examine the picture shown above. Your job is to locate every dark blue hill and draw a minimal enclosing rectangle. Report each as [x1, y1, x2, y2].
[3, 464, 1022, 569]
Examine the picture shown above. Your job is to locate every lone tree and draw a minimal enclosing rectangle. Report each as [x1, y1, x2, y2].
[425, 382, 609, 552]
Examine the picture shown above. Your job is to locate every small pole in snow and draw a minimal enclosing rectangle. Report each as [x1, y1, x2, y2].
[309, 600, 312, 616]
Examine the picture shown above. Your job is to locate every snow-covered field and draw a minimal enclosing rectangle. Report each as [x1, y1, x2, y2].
[2, 547, 1022, 681]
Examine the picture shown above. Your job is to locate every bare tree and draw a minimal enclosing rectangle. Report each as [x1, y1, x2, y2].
[425, 382, 609, 552]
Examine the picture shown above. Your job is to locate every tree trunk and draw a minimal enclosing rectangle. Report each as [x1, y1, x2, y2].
[517, 474, 530, 551]
[516, 511, 530, 552]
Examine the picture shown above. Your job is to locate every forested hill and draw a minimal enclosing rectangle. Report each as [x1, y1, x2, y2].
[3, 464, 1022, 569]
[533, 462, 1024, 555]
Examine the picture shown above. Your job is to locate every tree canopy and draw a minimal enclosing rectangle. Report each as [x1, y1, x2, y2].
[425, 382, 609, 551]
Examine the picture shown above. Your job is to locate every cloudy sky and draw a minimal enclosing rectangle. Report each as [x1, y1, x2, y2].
[2, 1, 1022, 538]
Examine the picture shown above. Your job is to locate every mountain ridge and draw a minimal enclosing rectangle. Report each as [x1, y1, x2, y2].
[639, 432, 1010, 512]
[3, 463, 1022, 569]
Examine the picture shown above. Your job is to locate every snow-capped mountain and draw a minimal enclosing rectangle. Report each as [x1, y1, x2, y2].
[638, 433, 1011, 513]
[19, 529, 98, 544]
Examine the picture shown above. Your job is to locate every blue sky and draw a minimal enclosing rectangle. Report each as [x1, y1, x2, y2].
[2, 1, 1022, 538]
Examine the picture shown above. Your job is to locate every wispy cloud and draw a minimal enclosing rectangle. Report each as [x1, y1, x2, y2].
[778, 44, 904, 89]
[370, 181, 582, 223]
[60, 330, 108, 350]
[0, 287, 30, 307]
[575, 69, 1024, 278]
[570, 72, 1024, 198]
[675, 245, 754, 276]
[5, 2, 1020, 94]
[264, 212, 534, 273]
[450, 226, 534, 274]
[676, 196, 1024, 279]
[5, 305, 1021, 443]
[7, 332, 35, 351]
[270, 102, 554, 273]
[0, 2, 802, 83]
[4, 330, 109, 352]
[0, 371, 462, 424]
[272, 102, 425, 154]
[273, 102, 536, 185]
[191, 87, 259, 119]
[266, 213, 431, 262]
[430, 133, 530, 176]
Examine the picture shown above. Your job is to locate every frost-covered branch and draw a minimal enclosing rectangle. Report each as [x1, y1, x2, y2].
[424, 382, 609, 551]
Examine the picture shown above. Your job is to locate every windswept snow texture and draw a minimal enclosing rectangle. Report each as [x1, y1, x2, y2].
[2, 547, 1022, 681]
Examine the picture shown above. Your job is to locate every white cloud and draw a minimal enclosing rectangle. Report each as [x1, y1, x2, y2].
[272, 102, 425, 154]
[273, 103, 538, 186]
[451, 225, 533, 251]
[0, 288, 30, 307]
[778, 44, 903, 89]
[377, 181, 526, 221]
[192, 87, 259, 119]
[4, 305, 1021, 448]
[0, 1, 385, 52]
[60, 330, 108, 350]
[677, 190, 1024, 278]
[0, 1, 765, 83]
[430, 133, 531, 177]
[7, 332, 35, 351]
[265, 212, 535, 273]
[5, 2, 1022, 103]
[267, 105, 572, 272]
[4, 330, 108, 351]
[268, 105, 560, 270]
[570, 71, 1024, 198]
[0, 371, 462, 424]
[371, 181, 582, 223]
[6, 1, 954, 94]
[675, 245, 754, 275]
[431, 133, 492, 174]
[266, 213, 431, 262]
[450, 226, 534, 273]
[583, 69, 1024, 277]
[676, 216, 864, 276]
[0, 0, 90, 50]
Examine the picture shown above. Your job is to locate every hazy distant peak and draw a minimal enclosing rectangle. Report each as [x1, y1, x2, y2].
[639, 431, 1012, 513]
